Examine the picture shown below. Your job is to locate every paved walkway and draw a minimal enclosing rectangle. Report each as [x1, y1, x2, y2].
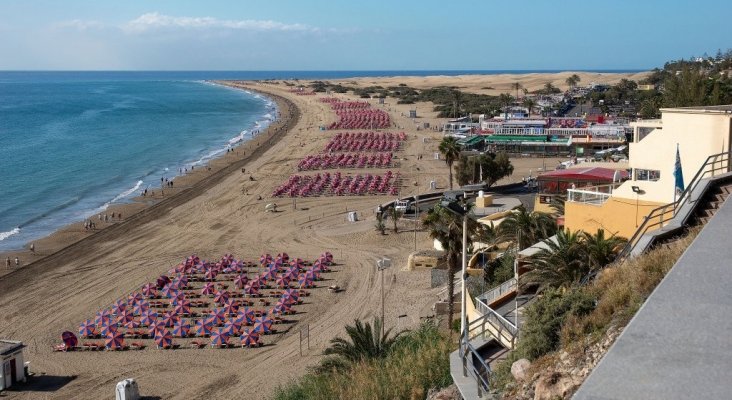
[574, 196, 732, 399]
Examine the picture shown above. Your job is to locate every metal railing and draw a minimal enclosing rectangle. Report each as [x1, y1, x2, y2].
[478, 277, 517, 306]
[460, 336, 492, 397]
[567, 182, 623, 205]
[474, 298, 518, 348]
[618, 151, 732, 260]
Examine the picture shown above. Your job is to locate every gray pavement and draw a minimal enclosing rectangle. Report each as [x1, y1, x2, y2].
[574, 196, 732, 400]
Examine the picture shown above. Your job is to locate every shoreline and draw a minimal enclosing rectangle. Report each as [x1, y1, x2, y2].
[0, 84, 298, 277]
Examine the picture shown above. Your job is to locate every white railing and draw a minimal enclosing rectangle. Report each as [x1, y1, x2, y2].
[566, 182, 624, 205]
[478, 278, 517, 306]
[491, 126, 627, 138]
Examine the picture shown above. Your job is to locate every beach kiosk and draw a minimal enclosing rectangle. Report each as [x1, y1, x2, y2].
[0, 340, 26, 391]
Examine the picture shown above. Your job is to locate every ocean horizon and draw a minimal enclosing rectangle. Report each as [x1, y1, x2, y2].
[0, 72, 276, 251]
[0, 69, 647, 83]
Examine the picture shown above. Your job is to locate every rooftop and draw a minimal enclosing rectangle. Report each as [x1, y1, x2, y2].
[0, 340, 24, 356]
[538, 167, 628, 182]
[660, 104, 732, 114]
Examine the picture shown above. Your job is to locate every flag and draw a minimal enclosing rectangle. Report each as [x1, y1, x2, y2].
[674, 144, 684, 196]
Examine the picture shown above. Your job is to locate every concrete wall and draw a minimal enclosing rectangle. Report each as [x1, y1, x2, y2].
[564, 197, 664, 238]
[1, 350, 25, 390]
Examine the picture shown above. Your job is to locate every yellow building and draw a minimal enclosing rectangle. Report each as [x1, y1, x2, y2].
[564, 105, 732, 238]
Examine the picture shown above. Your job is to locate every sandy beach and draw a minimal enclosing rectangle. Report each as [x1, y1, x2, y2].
[0, 72, 645, 399]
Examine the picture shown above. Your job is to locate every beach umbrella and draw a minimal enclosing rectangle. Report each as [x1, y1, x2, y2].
[95, 309, 113, 327]
[99, 323, 118, 338]
[214, 290, 230, 305]
[298, 273, 314, 288]
[155, 329, 173, 349]
[113, 300, 127, 313]
[259, 254, 272, 265]
[128, 292, 144, 305]
[162, 311, 180, 327]
[201, 282, 215, 296]
[140, 310, 158, 326]
[173, 320, 191, 337]
[174, 300, 191, 316]
[204, 268, 218, 281]
[290, 258, 305, 269]
[243, 283, 259, 296]
[117, 310, 134, 325]
[282, 289, 300, 305]
[161, 285, 178, 299]
[170, 292, 187, 303]
[253, 316, 273, 334]
[124, 318, 140, 329]
[105, 331, 125, 350]
[209, 328, 230, 348]
[223, 320, 241, 336]
[237, 307, 256, 325]
[209, 308, 225, 325]
[233, 274, 249, 289]
[222, 299, 239, 315]
[148, 320, 165, 336]
[132, 300, 149, 315]
[156, 275, 171, 289]
[79, 320, 96, 337]
[275, 274, 290, 288]
[280, 252, 290, 262]
[142, 283, 157, 298]
[194, 318, 212, 337]
[61, 331, 78, 348]
[175, 275, 189, 288]
[240, 330, 260, 348]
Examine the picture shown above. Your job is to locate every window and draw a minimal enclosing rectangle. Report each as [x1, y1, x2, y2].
[635, 169, 660, 181]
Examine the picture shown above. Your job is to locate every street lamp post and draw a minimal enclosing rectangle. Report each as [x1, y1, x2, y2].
[460, 202, 468, 342]
[376, 257, 392, 337]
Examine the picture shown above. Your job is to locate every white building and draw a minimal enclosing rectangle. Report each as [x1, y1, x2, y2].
[1, 340, 26, 391]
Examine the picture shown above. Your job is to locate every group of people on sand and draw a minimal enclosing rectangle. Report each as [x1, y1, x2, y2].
[5, 256, 20, 268]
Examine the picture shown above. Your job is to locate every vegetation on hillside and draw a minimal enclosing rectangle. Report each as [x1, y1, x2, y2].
[272, 321, 453, 400]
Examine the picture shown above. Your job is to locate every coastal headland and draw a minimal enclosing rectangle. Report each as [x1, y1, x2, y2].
[0, 71, 645, 399]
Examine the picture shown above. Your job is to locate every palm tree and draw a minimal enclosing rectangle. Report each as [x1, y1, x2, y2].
[582, 229, 626, 270]
[438, 136, 461, 190]
[423, 204, 477, 338]
[451, 89, 463, 119]
[389, 206, 403, 233]
[511, 82, 523, 99]
[498, 206, 557, 250]
[520, 229, 588, 293]
[320, 318, 401, 371]
[498, 93, 514, 116]
[522, 97, 537, 116]
[566, 74, 581, 89]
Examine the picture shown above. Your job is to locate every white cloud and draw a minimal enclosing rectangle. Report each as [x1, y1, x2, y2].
[54, 19, 105, 31]
[122, 12, 317, 34]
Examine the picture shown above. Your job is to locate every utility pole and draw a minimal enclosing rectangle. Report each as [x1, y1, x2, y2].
[377, 258, 392, 337]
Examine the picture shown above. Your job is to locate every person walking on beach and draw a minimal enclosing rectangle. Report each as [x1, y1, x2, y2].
[14, 257, 19, 267]
[5, 257, 10, 269]
[30, 243, 34, 253]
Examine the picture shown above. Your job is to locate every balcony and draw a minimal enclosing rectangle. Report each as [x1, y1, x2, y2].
[567, 182, 624, 205]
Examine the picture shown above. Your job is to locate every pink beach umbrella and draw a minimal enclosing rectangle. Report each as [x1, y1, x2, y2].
[243, 283, 259, 296]
[142, 283, 157, 298]
[132, 300, 149, 315]
[95, 309, 113, 327]
[214, 290, 230, 305]
[275, 274, 290, 289]
[128, 292, 144, 305]
[223, 320, 241, 336]
[237, 307, 256, 325]
[156, 275, 171, 289]
[173, 320, 191, 337]
[162, 311, 180, 327]
[201, 282, 215, 296]
[233, 274, 249, 289]
[155, 329, 173, 349]
[204, 268, 218, 281]
[298, 273, 314, 288]
[124, 318, 140, 329]
[117, 310, 134, 325]
[174, 301, 191, 316]
[105, 331, 125, 350]
[99, 323, 118, 338]
[209, 328, 230, 348]
[61, 331, 78, 348]
[140, 310, 158, 326]
[222, 299, 239, 315]
[148, 320, 165, 337]
[240, 330, 260, 348]
[195, 318, 212, 337]
[113, 300, 127, 313]
[161, 285, 178, 299]
[79, 320, 96, 338]
[259, 254, 272, 265]
[209, 308, 225, 326]
[253, 316, 273, 334]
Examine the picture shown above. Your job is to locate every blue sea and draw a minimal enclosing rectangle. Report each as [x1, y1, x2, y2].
[0, 69, 643, 251]
[0, 72, 278, 251]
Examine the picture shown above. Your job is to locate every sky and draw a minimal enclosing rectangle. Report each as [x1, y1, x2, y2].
[0, 0, 730, 71]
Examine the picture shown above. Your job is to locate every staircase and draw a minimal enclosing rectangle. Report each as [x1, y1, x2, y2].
[620, 151, 732, 259]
